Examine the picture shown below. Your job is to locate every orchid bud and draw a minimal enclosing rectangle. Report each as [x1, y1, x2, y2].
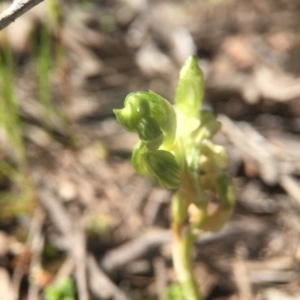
[113, 93, 150, 132]
[175, 56, 204, 119]
[113, 91, 176, 148]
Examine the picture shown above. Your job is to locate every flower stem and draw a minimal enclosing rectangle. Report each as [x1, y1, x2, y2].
[171, 199, 202, 300]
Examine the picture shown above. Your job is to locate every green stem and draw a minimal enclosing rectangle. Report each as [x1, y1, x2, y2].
[171, 198, 202, 300]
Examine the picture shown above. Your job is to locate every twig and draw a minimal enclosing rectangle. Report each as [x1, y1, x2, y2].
[0, 0, 44, 31]
[36, 179, 133, 299]
[101, 218, 269, 274]
[219, 114, 279, 185]
[53, 256, 75, 282]
[72, 228, 88, 300]
[233, 244, 252, 300]
[87, 255, 130, 300]
[101, 229, 171, 274]
[11, 252, 27, 300]
[279, 174, 300, 206]
[27, 207, 46, 300]
[233, 259, 252, 300]
[248, 270, 297, 284]
[219, 115, 300, 204]
[38, 185, 89, 300]
[154, 257, 167, 300]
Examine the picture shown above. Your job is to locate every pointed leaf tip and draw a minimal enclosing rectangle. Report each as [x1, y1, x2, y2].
[179, 56, 202, 80]
[175, 56, 204, 118]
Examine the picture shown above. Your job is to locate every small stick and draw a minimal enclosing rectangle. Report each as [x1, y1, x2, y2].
[87, 255, 130, 300]
[154, 257, 168, 300]
[27, 207, 46, 300]
[0, 0, 44, 31]
[38, 186, 89, 300]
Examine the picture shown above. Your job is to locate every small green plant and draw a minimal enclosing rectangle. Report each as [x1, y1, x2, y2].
[0, 34, 34, 217]
[44, 277, 76, 300]
[164, 284, 184, 300]
[34, 0, 68, 133]
[114, 56, 235, 300]
[36, 23, 53, 130]
[0, 37, 26, 165]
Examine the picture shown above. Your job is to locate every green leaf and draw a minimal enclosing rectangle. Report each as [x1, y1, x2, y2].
[175, 56, 204, 119]
[144, 91, 177, 147]
[164, 284, 184, 300]
[44, 277, 76, 300]
[132, 142, 149, 174]
[145, 150, 181, 189]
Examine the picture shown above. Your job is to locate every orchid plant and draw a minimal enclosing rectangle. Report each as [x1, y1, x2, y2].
[113, 56, 235, 300]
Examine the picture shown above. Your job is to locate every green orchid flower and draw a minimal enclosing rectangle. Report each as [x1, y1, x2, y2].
[113, 56, 235, 300]
[114, 90, 180, 189]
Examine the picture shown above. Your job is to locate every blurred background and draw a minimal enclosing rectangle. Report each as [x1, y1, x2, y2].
[1, 0, 300, 299]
